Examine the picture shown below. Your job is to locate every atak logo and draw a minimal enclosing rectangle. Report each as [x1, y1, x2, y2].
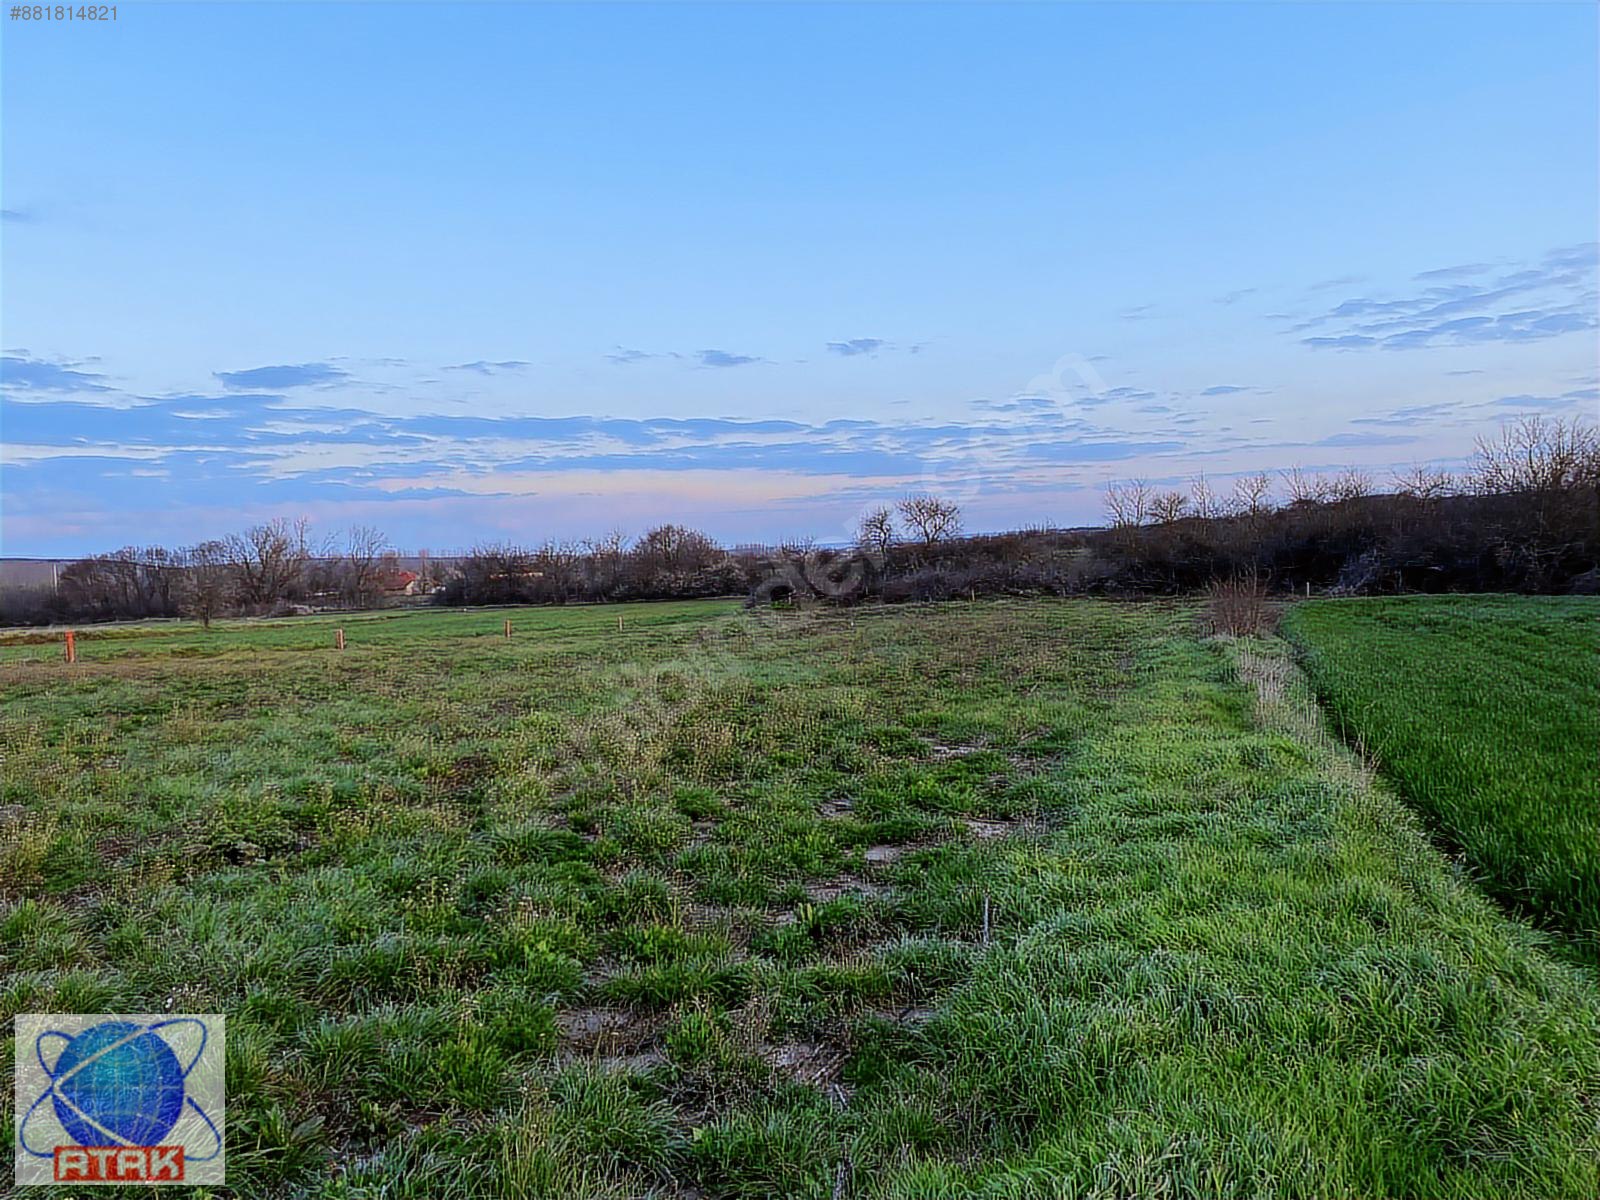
[14, 1014, 225, 1186]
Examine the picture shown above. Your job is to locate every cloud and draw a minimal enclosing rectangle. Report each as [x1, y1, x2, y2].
[444, 360, 531, 375]
[974, 396, 1064, 415]
[1023, 438, 1184, 463]
[601, 346, 768, 369]
[605, 347, 673, 365]
[1200, 384, 1250, 396]
[696, 349, 762, 368]
[1, 355, 112, 393]
[1351, 403, 1460, 427]
[1313, 432, 1418, 447]
[1302, 335, 1378, 350]
[1307, 274, 1366, 292]
[826, 338, 885, 357]
[1215, 288, 1258, 305]
[1544, 243, 1598, 272]
[1297, 243, 1598, 351]
[1077, 385, 1157, 408]
[1119, 305, 1154, 321]
[1, 208, 35, 223]
[3, 371, 1202, 519]
[1413, 262, 1494, 281]
[1489, 389, 1593, 411]
[214, 362, 350, 389]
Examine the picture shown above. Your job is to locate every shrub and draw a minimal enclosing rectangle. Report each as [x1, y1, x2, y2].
[1205, 573, 1275, 636]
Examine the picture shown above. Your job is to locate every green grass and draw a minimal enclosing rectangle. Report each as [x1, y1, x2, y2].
[1284, 595, 1600, 963]
[3, 598, 1598, 1197]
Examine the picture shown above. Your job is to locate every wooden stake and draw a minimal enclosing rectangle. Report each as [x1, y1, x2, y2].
[504, 618, 512, 638]
[64, 630, 76, 664]
[617, 614, 624, 632]
[335, 628, 345, 651]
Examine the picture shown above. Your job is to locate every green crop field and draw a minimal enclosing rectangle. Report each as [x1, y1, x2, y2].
[1284, 595, 1600, 965]
[3, 599, 1598, 1198]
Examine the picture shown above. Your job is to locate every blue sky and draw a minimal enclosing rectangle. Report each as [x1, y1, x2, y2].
[3, 1, 1596, 555]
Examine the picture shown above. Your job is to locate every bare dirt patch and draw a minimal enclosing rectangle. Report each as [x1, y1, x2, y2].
[557, 1006, 663, 1059]
[926, 740, 987, 761]
[962, 816, 1042, 840]
[871, 1003, 937, 1027]
[763, 1040, 847, 1089]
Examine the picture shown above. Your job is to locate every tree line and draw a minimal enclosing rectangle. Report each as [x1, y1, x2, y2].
[3, 415, 1595, 627]
[779, 414, 1599, 604]
[0, 520, 428, 627]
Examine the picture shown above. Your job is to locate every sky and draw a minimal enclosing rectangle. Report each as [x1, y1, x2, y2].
[2, 1, 1596, 557]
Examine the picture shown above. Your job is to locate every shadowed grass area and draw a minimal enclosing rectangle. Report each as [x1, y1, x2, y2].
[2, 598, 1597, 1198]
[1283, 595, 1599, 963]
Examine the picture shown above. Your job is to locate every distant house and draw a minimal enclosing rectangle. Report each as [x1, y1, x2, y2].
[381, 569, 421, 595]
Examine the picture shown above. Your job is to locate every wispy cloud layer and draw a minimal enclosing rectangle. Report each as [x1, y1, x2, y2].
[1, 355, 111, 393]
[1296, 244, 1597, 351]
[444, 360, 531, 375]
[826, 338, 886, 357]
[604, 347, 769, 367]
[3, 350, 1202, 537]
[696, 349, 763, 368]
[215, 362, 350, 389]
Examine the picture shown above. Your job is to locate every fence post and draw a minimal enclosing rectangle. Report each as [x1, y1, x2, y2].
[617, 614, 624, 632]
[335, 628, 345, 651]
[504, 618, 512, 638]
[64, 630, 77, 664]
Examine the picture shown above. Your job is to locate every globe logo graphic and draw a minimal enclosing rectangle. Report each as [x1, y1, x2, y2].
[49, 1021, 185, 1146]
[19, 1017, 221, 1162]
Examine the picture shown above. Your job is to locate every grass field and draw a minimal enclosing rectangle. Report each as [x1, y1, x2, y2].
[3, 599, 1598, 1198]
[1284, 595, 1600, 964]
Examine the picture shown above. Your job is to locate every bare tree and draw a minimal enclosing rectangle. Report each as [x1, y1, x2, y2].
[1231, 471, 1273, 518]
[1327, 466, 1374, 502]
[1189, 473, 1222, 520]
[1391, 464, 1454, 500]
[415, 547, 439, 592]
[778, 534, 817, 562]
[633, 525, 720, 574]
[625, 525, 722, 595]
[227, 517, 310, 608]
[179, 540, 235, 628]
[339, 524, 391, 608]
[1281, 466, 1330, 507]
[531, 540, 584, 602]
[582, 530, 628, 596]
[856, 506, 896, 560]
[55, 546, 185, 620]
[1103, 479, 1150, 528]
[140, 545, 182, 613]
[1470, 415, 1600, 495]
[457, 542, 536, 605]
[896, 494, 963, 547]
[1148, 491, 1188, 524]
